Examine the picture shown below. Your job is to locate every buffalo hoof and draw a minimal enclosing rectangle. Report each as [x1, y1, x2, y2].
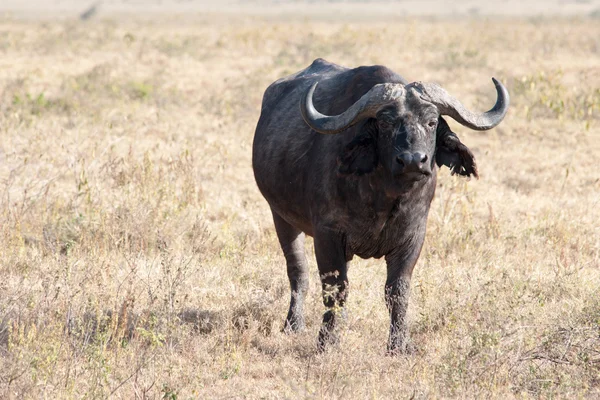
[386, 340, 415, 356]
[282, 317, 305, 334]
[317, 328, 340, 352]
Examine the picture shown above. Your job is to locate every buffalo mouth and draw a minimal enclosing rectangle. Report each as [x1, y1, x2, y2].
[397, 170, 431, 182]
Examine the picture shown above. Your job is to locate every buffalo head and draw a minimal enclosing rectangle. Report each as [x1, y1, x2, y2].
[300, 79, 509, 189]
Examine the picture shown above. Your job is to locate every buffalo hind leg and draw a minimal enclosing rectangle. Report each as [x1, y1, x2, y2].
[314, 229, 348, 351]
[272, 210, 309, 333]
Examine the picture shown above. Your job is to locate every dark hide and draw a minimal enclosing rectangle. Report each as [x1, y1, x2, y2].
[337, 120, 378, 176]
[252, 58, 480, 353]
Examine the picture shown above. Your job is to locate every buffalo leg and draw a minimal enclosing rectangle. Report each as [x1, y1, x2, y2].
[314, 230, 348, 350]
[272, 210, 309, 332]
[385, 274, 412, 354]
[385, 234, 425, 354]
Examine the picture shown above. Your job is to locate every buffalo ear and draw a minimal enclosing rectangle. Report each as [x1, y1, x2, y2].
[435, 117, 479, 178]
[338, 132, 378, 176]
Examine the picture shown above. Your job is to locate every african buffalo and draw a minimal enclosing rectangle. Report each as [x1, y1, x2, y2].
[252, 58, 509, 353]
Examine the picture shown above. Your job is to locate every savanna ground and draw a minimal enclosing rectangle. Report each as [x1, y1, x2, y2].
[1, 7, 600, 399]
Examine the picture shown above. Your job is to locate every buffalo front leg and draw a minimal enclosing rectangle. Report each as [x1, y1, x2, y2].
[385, 234, 426, 354]
[272, 210, 309, 333]
[385, 275, 412, 354]
[314, 229, 349, 351]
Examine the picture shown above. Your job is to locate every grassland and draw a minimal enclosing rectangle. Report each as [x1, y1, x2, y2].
[0, 13, 599, 399]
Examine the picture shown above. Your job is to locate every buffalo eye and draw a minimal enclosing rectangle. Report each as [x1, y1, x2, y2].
[377, 112, 396, 130]
[427, 119, 437, 130]
[378, 120, 391, 130]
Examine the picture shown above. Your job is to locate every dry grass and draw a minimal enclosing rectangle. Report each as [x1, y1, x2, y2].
[0, 13, 599, 399]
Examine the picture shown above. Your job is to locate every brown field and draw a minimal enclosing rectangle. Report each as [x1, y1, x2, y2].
[1, 8, 599, 399]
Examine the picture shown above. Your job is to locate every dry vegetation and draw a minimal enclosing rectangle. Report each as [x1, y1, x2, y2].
[0, 12, 599, 399]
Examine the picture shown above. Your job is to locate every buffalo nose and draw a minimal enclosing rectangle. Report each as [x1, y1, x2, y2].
[396, 152, 428, 172]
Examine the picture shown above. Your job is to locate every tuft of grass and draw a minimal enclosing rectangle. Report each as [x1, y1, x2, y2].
[512, 70, 600, 121]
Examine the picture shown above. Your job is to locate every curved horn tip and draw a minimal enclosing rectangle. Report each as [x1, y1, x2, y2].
[300, 82, 319, 121]
[492, 77, 506, 92]
[302, 82, 319, 110]
[301, 82, 316, 112]
[491, 77, 508, 93]
[491, 77, 510, 106]
[308, 81, 318, 96]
